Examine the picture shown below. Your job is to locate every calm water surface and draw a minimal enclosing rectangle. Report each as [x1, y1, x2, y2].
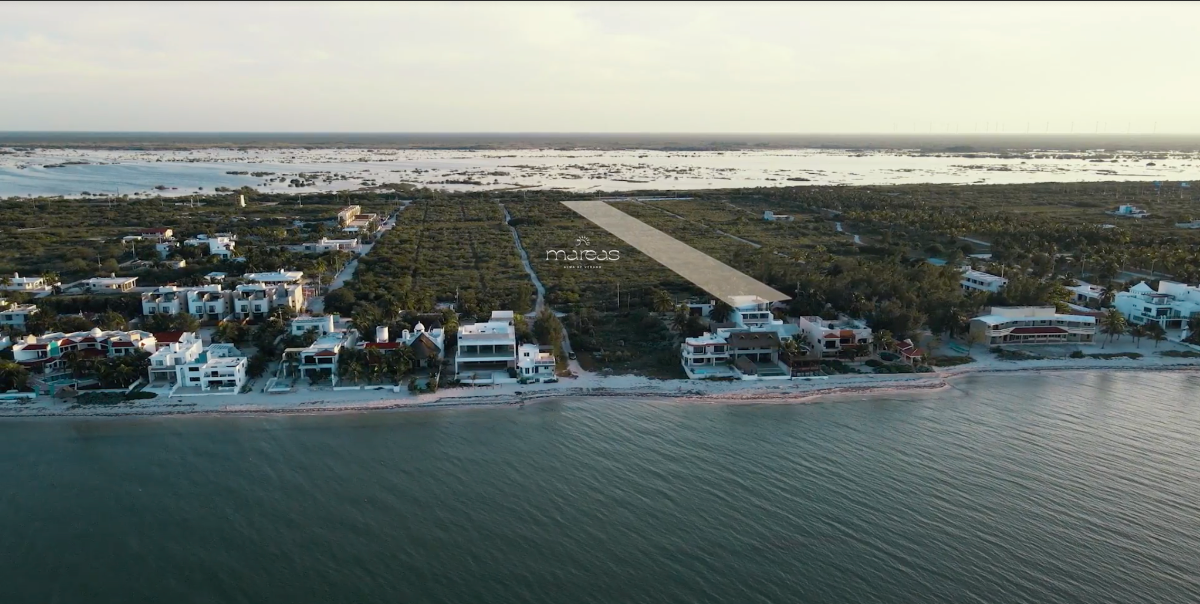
[2, 372, 1199, 604]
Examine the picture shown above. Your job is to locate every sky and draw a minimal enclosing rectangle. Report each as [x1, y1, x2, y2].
[2, 1, 1199, 133]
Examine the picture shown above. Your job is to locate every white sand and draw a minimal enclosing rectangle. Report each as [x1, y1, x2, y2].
[3, 340, 1197, 419]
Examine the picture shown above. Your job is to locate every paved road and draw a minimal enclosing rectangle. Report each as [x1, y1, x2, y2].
[306, 206, 403, 314]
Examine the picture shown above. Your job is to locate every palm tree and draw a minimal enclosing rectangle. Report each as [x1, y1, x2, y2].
[1129, 324, 1146, 348]
[1099, 309, 1127, 349]
[709, 301, 733, 324]
[40, 271, 59, 286]
[650, 289, 674, 314]
[1147, 323, 1168, 348]
[873, 329, 896, 353]
[671, 306, 689, 333]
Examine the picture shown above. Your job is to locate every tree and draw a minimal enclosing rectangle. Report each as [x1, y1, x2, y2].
[97, 311, 128, 331]
[671, 306, 690, 333]
[1187, 315, 1200, 345]
[40, 271, 59, 286]
[214, 321, 246, 344]
[0, 360, 30, 391]
[650, 289, 674, 313]
[247, 354, 269, 378]
[709, 301, 733, 324]
[1129, 324, 1146, 348]
[144, 312, 200, 333]
[1099, 309, 1127, 349]
[873, 329, 896, 353]
[965, 328, 985, 355]
[1146, 322, 1167, 348]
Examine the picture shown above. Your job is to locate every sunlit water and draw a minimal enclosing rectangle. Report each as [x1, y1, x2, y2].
[2, 148, 1198, 197]
[2, 371, 1198, 603]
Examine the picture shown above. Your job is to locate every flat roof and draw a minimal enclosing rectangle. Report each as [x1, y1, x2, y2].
[562, 200, 789, 307]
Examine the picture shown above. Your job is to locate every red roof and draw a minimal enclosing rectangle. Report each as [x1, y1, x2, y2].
[77, 336, 97, 343]
[80, 349, 108, 358]
[154, 331, 188, 343]
[22, 343, 48, 350]
[364, 342, 399, 350]
[1010, 327, 1068, 335]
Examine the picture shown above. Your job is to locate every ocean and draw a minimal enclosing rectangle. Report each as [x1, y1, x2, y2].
[2, 371, 1199, 603]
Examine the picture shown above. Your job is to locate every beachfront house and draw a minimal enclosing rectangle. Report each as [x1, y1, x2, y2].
[960, 269, 1008, 294]
[795, 315, 873, 359]
[11, 328, 159, 391]
[680, 296, 804, 379]
[295, 333, 352, 385]
[147, 331, 205, 387]
[455, 311, 518, 383]
[516, 343, 556, 382]
[1113, 281, 1200, 330]
[0, 303, 38, 330]
[968, 306, 1097, 346]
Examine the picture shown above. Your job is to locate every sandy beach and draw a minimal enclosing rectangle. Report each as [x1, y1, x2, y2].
[3, 345, 1198, 419]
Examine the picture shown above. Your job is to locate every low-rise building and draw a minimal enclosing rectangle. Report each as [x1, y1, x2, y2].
[242, 270, 304, 284]
[1066, 281, 1106, 309]
[1113, 281, 1200, 330]
[795, 315, 873, 358]
[12, 328, 158, 377]
[140, 227, 174, 241]
[969, 306, 1097, 346]
[680, 296, 805, 379]
[1106, 204, 1149, 218]
[290, 315, 337, 337]
[141, 285, 228, 321]
[0, 303, 38, 330]
[961, 269, 1008, 294]
[80, 275, 138, 292]
[147, 331, 205, 385]
[301, 238, 360, 253]
[516, 343, 556, 381]
[762, 210, 794, 222]
[295, 333, 353, 385]
[337, 205, 378, 233]
[232, 283, 304, 320]
[455, 311, 518, 382]
[177, 344, 247, 393]
[2, 273, 52, 292]
[183, 234, 237, 259]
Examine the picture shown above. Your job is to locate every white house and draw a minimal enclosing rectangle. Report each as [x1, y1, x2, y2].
[80, 275, 138, 292]
[0, 303, 38, 330]
[455, 310, 518, 383]
[1114, 281, 1200, 330]
[231, 283, 304, 320]
[969, 306, 1097, 346]
[961, 269, 1008, 294]
[11, 328, 158, 379]
[183, 234, 237, 259]
[302, 238, 360, 253]
[763, 210, 794, 222]
[295, 332, 352, 385]
[147, 331, 205, 386]
[680, 296, 806, 379]
[141, 285, 228, 321]
[1066, 281, 1106, 309]
[794, 315, 873, 358]
[177, 344, 247, 393]
[290, 315, 337, 337]
[140, 227, 174, 241]
[516, 343, 556, 381]
[2, 273, 53, 292]
[242, 270, 304, 284]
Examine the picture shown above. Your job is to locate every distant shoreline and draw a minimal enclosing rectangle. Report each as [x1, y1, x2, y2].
[4, 132, 1200, 152]
[2, 361, 1197, 421]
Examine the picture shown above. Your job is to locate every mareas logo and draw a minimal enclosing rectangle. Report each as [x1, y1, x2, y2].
[546, 236, 621, 263]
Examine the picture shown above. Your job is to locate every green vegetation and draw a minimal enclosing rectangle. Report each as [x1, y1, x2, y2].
[74, 390, 157, 405]
[1158, 350, 1200, 358]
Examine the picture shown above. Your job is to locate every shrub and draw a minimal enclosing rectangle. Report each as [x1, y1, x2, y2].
[1069, 350, 1085, 359]
[1159, 350, 1200, 358]
[865, 359, 883, 368]
[916, 365, 934, 373]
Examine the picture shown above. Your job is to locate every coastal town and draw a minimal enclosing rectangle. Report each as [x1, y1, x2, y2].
[2, 181, 1199, 417]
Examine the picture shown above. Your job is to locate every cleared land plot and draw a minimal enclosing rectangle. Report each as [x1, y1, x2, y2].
[562, 200, 789, 306]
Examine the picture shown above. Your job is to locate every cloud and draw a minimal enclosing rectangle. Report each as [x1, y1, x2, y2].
[0, 1, 1197, 132]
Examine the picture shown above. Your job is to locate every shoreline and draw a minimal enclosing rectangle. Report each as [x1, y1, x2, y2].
[3, 358, 1198, 420]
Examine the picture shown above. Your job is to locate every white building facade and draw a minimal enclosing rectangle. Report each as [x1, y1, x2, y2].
[1114, 281, 1200, 330]
[969, 306, 1097, 346]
